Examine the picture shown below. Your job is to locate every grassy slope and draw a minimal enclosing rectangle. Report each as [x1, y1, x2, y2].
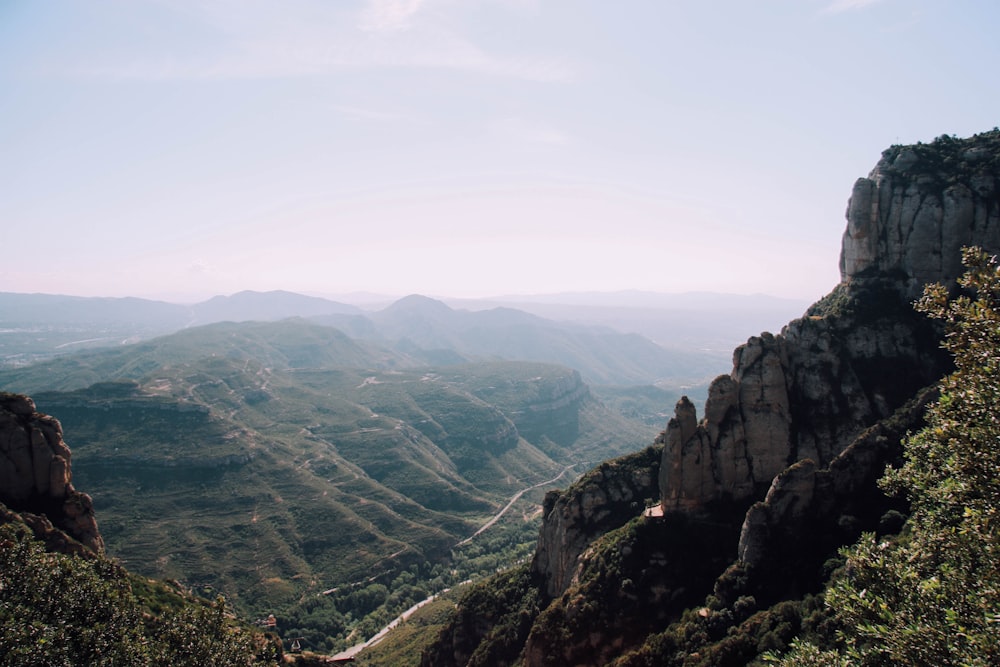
[1, 320, 655, 652]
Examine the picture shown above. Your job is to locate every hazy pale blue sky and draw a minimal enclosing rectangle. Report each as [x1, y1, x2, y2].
[2, 0, 998, 302]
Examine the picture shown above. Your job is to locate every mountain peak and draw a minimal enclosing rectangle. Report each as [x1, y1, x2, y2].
[191, 289, 360, 323]
[386, 293, 453, 311]
[841, 129, 1000, 299]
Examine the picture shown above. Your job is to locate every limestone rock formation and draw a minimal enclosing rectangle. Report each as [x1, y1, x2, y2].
[659, 298, 945, 514]
[735, 388, 934, 596]
[532, 446, 660, 598]
[660, 132, 1000, 515]
[0, 392, 103, 553]
[423, 130, 1000, 667]
[841, 135, 1000, 300]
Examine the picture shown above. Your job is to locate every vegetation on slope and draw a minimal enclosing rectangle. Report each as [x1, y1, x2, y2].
[0, 520, 279, 666]
[525, 510, 745, 667]
[878, 128, 1000, 190]
[351, 587, 471, 667]
[0, 321, 655, 655]
[778, 247, 1000, 665]
[420, 563, 545, 667]
[419, 444, 670, 667]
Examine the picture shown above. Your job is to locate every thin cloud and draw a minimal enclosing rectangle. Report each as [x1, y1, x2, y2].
[69, 0, 573, 83]
[822, 0, 886, 13]
[330, 104, 411, 122]
[489, 116, 571, 146]
[361, 0, 427, 32]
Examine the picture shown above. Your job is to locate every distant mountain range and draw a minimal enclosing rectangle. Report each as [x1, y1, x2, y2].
[0, 289, 808, 388]
[446, 290, 812, 350]
[0, 289, 361, 328]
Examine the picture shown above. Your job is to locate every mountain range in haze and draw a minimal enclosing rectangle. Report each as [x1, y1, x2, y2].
[0, 289, 809, 386]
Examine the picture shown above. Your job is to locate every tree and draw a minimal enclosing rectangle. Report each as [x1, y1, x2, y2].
[0, 521, 278, 666]
[780, 247, 1000, 665]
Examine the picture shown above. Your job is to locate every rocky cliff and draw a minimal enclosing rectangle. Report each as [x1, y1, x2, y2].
[508, 370, 591, 449]
[659, 131, 1000, 516]
[841, 134, 1000, 299]
[657, 283, 945, 514]
[423, 130, 1000, 667]
[0, 392, 103, 555]
[532, 446, 661, 598]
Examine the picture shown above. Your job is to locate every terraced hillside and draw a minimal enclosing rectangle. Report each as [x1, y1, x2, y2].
[0, 319, 654, 652]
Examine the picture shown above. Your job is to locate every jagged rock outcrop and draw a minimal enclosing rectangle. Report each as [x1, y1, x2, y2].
[0, 392, 103, 553]
[659, 334, 796, 511]
[735, 387, 934, 597]
[532, 446, 661, 598]
[660, 132, 1000, 515]
[424, 131, 1000, 667]
[659, 292, 945, 513]
[841, 135, 1000, 300]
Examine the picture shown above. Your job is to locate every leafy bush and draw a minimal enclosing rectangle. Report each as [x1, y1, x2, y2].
[0, 522, 278, 666]
[779, 247, 1000, 665]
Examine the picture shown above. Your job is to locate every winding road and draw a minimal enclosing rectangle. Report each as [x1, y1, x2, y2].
[455, 463, 582, 547]
[326, 463, 585, 661]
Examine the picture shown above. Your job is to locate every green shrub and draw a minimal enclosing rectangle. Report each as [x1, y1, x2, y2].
[0, 522, 278, 666]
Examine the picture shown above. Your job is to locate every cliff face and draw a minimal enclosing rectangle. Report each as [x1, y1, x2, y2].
[425, 131, 1000, 667]
[509, 371, 590, 449]
[660, 132, 1000, 516]
[658, 286, 945, 514]
[532, 446, 661, 598]
[735, 386, 933, 593]
[841, 136, 1000, 299]
[0, 393, 103, 554]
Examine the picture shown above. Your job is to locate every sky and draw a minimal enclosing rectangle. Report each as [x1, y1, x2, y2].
[2, 0, 998, 303]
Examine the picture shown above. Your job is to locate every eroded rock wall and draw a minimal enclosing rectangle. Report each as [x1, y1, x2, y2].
[660, 132, 1000, 515]
[841, 137, 1000, 299]
[532, 446, 661, 598]
[0, 393, 103, 553]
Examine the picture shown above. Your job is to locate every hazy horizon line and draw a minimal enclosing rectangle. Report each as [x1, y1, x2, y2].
[0, 286, 817, 308]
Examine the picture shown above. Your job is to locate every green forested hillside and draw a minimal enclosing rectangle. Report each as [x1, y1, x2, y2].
[0, 319, 410, 393]
[0, 319, 654, 653]
[0, 520, 280, 666]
